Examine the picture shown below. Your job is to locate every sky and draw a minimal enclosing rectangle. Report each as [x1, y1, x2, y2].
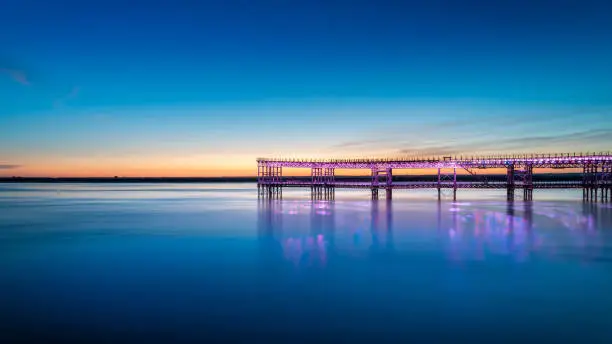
[1, 0, 612, 177]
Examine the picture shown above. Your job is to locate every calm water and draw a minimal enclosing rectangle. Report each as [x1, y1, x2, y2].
[1, 183, 612, 343]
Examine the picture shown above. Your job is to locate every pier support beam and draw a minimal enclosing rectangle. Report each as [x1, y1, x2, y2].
[258, 164, 282, 185]
[437, 167, 457, 200]
[521, 164, 533, 201]
[312, 167, 324, 185]
[311, 185, 334, 201]
[385, 187, 392, 200]
[507, 164, 533, 201]
[371, 167, 392, 187]
[258, 185, 282, 199]
[371, 187, 391, 201]
[257, 162, 264, 184]
[583, 163, 598, 202]
[371, 167, 392, 200]
[372, 168, 379, 187]
[453, 167, 457, 201]
[437, 168, 441, 199]
[257, 163, 282, 204]
[324, 168, 335, 185]
[506, 165, 515, 201]
[599, 163, 612, 202]
[523, 188, 533, 202]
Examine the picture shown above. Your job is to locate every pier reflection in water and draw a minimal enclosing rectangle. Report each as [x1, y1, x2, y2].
[255, 193, 612, 341]
[258, 195, 611, 267]
[257, 197, 336, 269]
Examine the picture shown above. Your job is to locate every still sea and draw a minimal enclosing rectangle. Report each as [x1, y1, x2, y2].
[1, 183, 611, 343]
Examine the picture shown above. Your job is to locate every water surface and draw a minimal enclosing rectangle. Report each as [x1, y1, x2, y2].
[1, 183, 611, 342]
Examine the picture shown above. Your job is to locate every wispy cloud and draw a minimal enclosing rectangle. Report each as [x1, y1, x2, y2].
[0, 67, 30, 85]
[54, 86, 80, 108]
[331, 138, 395, 149]
[327, 103, 612, 157]
[397, 129, 612, 156]
[0, 164, 20, 169]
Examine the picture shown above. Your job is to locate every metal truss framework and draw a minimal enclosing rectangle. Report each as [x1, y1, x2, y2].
[372, 167, 393, 187]
[257, 153, 612, 202]
[257, 152, 612, 169]
[311, 167, 335, 185]
[583, 162, 612, 202]
[437, 167, 457, 201]
[507, 164, 533, 201]
[257, 164, 282, 184]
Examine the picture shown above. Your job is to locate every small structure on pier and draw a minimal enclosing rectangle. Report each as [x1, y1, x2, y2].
[257, 152, 612, 202]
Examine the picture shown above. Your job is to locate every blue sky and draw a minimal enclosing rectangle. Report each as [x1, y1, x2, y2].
[1, 0, 612, 176]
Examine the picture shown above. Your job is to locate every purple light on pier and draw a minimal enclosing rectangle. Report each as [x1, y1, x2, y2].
[257, 152, 612, 202]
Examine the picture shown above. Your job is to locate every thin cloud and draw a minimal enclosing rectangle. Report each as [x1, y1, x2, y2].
[0, 164, 20, 169]
[331, 138, 395, 149]
[397, 129, 612, 156]
[333, 103, 612, 157]
[0, 67, 29, 85]
[329, 118, 479, 152]
[330, 116, 530, 152]
[54, 86, 80, 108]
[398, 145, 463, 157]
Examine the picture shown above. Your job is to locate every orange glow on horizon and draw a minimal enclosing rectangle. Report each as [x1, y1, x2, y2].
[1, 164, 582, 178]
[0, 152, 584, 178]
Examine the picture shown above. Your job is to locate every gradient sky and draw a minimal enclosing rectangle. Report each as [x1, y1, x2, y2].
[1, 0, 612, 177]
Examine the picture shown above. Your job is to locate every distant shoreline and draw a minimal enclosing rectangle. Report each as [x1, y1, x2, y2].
[0, 173, 584, 183]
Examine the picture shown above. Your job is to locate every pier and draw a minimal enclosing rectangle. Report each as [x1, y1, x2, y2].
[257, 152, 612, 201]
